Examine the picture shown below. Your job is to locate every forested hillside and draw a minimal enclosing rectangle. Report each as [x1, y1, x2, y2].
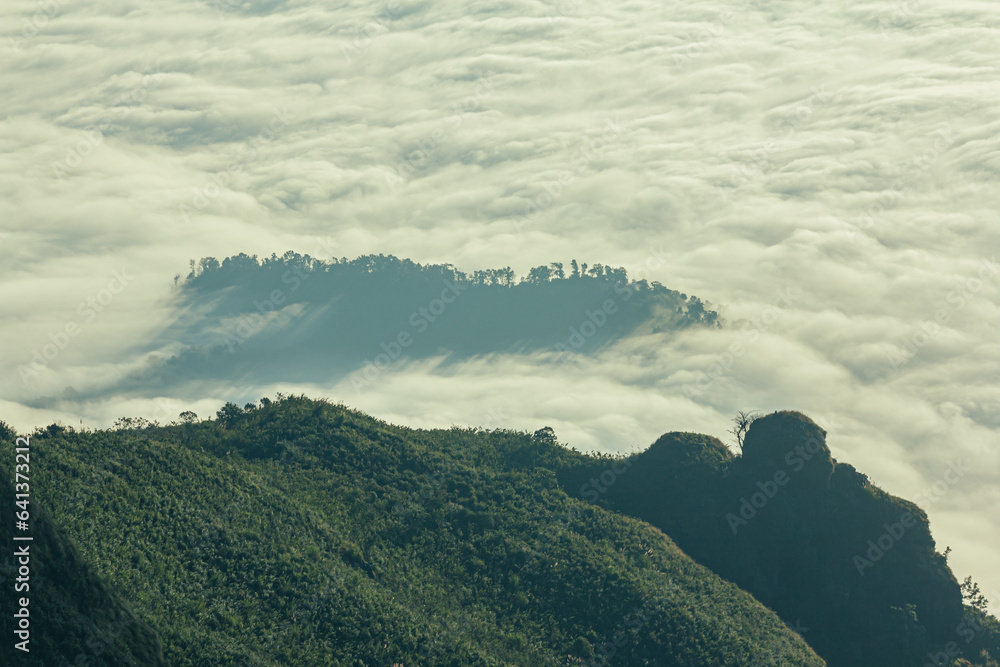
[0, 423, 165, 666]
[10, 397, 820, 666]
[7, 399, 996, 665]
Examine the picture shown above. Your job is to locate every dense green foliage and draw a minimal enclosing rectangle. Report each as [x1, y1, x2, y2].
[1, 422, 166, 666]
[960, 607, 1000, 667]
[8, 399, 823, 666]
[7, 402, 994, 666]
[558, 410, 1000, 667]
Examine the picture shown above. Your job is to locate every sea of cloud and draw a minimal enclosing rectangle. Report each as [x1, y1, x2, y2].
[2, 0, 998, 610]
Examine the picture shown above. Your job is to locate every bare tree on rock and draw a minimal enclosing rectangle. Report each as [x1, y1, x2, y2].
[729, 410, 762, 453]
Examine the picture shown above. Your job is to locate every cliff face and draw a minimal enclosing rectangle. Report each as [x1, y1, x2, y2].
[559, 410, 965, 667]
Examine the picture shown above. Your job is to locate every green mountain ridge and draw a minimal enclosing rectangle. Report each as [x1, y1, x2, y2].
[2, 398, 997, 666]
[5, 397, 819, 666]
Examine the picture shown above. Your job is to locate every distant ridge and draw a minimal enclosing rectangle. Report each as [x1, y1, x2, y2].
[34, 252, 719, 405]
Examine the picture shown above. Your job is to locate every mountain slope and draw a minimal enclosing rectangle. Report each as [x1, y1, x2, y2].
[1, 423, 166, 666]
[23, 397, 821, 666]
